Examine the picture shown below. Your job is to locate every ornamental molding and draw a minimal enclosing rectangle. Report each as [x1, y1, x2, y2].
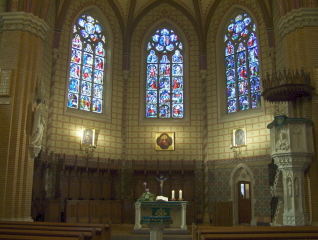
[0, 12, 49, 42]
[278, 8, 318, 39]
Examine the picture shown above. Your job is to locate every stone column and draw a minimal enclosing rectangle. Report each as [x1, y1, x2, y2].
[0, 12, 48, 221]
[268, 115, 314, 226]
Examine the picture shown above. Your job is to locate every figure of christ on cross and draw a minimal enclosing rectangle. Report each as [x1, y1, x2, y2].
[156, 174, 168, 196]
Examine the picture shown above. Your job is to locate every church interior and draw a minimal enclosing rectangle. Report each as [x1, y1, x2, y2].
[1, 0, 318, 239]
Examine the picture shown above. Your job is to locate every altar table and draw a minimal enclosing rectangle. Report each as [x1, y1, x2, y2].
[133, 201, 188, 231]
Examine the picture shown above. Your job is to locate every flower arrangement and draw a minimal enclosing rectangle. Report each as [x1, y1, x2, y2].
[137, 182, 156, 202]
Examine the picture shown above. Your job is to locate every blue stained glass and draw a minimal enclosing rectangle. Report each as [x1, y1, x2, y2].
[226, 69, 235, 81]
[251, 77, 260, 92]
[146, 28, 183, 118]
[68, 93, 78, 108]
[166, 44, 174, 51]
[146, 105, 157, 117]
[248, 33, 257, 48]
[249, 47, 258, 62]
[224, 35, 228, 42]
[228, 99, 237, 113]
[232, 33, 239, 40]
[82, 67, 92, 81]
[147, 77, 157, 90]
[159, 77, 170, 89]
[225, 42, 234, 56]
[172, 64, 183, 76]
[83, 53, 93, 66]
[235, 15, 243, 22]
[72, 35, 82, 49]
[227, 82, 236, 98]
[234, 21, 245, 33]
[147, 50, 158, 63]
[71, 49, 82, 64]
[250, 62, 259, 77]
[238, 80, 248, 95]
[159, 64, 171, 76]
[69, 78, 79, 93]
[172, 104, 183, 118]
[159, 89, 170, 103]
[94, 70, 103, 84]
[81, 81, 91, 95]
[160, 55, 170, 63]
[146, 91, 157, 104]
[237, 43, 246, 52]
[155, 44, 164, 51]
[94, 84, 103, 98]
[244, 17, 251, 26]
[236, 52, 246, 67]
[225, 55, 235, 70]
[172, 90, 183, 103]
[241, 28, 248, 37]
[81, 30, 89, 38]
[92, 98, 102, 113]
[80, 95, 91, 111]
[147, 64, 158, 77]
[68, 14, 105, 113]
[239, 95, 249, 110]
[237, 67, 247, 80]
[159, 104, 170, 118]
[70, 63, 81, 78]
[252, 93, 261, 108]
[172, 77, 183, 89]
[95, 24, 102, 33]
[172, 50, 183, 63]
[228, 23, 234, 32]
[152, 34, 160, 42]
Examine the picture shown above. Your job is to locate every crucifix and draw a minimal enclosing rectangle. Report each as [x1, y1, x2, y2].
[156, 174, 168, 196]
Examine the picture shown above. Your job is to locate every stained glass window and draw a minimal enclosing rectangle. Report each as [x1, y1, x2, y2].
[67, 15, 105, 113]
[146, 28, 184, 118]
[225, 13, 261, 113]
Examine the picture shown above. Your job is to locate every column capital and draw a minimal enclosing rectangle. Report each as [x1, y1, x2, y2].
[0, 12, 49, 41]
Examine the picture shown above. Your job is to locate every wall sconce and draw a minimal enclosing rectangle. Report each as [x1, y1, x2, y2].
[79, 127, 97, 160]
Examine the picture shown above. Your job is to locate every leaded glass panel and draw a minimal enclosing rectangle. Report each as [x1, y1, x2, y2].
[146, 28, 184, 118]
[67, 15, 105, 113]
[224, 13, 261, 113]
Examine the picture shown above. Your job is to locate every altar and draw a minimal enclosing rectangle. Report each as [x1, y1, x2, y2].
[133, 201, 188, 233]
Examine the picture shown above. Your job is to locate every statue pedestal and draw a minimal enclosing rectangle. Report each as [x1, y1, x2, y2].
[141, 216, 172, 240]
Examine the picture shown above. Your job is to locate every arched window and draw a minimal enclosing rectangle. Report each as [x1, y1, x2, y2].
[146, 28, 184, 118]
[67, 14, 105, 113]
[225, 13, 261, 114]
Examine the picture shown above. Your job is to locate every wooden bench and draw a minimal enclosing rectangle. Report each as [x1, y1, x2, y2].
[0, 221, 111, 240]
[192, 224, 318, 240]
[0, 235, 80, 240]
[0, 229, 92, 240]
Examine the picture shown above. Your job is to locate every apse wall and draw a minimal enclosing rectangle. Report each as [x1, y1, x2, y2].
[47, 1, 123, 160]
[128, 3, 203, 161]
[206, 0, 274, 161]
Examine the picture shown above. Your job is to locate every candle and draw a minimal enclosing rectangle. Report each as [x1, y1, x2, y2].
[179, 190, 182, 199]
[172, 190, 175, 199]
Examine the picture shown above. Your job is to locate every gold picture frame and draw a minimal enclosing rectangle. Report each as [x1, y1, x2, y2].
[232, 127, 247, 147]
[81, 128, 95, 146]
[155, 132, 175, 150]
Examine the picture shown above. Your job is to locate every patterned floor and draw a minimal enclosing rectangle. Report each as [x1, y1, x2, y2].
[111, 224, 192, 240]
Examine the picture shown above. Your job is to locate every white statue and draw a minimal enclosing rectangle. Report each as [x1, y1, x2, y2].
[276, 131, 289, 151]
[30, 101, 46, 146]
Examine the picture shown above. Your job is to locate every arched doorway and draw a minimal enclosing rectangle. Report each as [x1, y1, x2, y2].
[230, 164, 256, 225]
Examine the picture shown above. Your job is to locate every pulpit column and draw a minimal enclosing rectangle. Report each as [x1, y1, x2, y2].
[134, 202, 142, 230]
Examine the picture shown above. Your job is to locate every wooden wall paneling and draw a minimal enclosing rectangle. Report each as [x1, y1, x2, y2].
[100, 200, 111, 223]
[60, 172, 69, 199]
[111, 200, 123, 223]
[89, 200, 101, 223]
[80, 173, 91, 199]
[91, 175, 102, 200]
[148, 179, 158, 197]
[102, 177, 111, 200]
[65, 200, 77, 223]
[134, 178, 145, 200]
[69, 171, 80, 199]
[44, 199, 61, 222]
[184, 177, 195, 200]
[77, 200, 90, 223]
[212, 201, 233, 226]
[186, 200, 196, 224]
